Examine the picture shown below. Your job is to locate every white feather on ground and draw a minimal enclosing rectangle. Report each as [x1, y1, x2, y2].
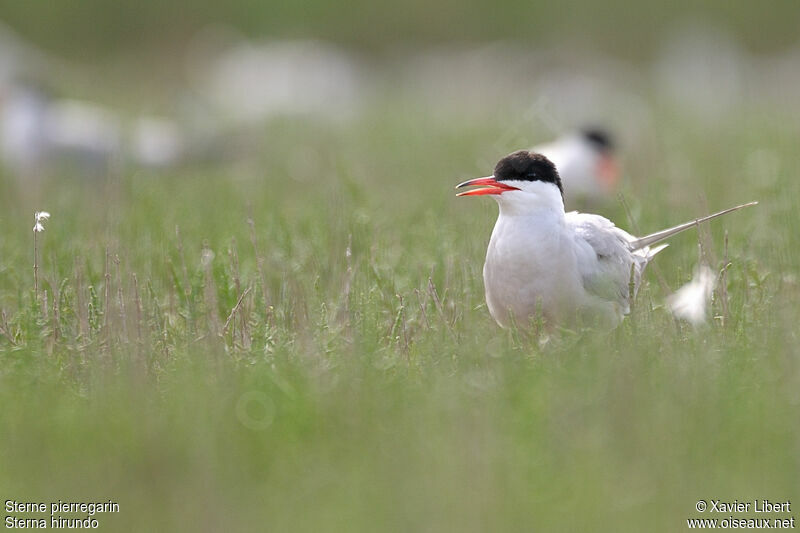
[667, 265, 716, 325]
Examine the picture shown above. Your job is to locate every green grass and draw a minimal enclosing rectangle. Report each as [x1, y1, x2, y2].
[0, 105, 798, 532]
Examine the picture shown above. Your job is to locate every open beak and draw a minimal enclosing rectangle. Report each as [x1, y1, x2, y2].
[455, 176, 520, 197]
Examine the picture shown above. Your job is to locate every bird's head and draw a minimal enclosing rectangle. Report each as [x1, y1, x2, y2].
[456, 151, 564, 213]
[581, 128, 619, 191]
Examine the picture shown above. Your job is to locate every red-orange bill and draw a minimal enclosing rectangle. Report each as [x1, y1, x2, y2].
[455, 176, 520, 197]
[597, 155, 620, 190]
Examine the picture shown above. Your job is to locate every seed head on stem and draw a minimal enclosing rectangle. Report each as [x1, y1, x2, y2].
[33, 211, 51, 298]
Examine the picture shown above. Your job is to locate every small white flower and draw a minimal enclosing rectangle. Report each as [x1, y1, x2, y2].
[33, 211, 51, 232]
[668, 265, 716, 326]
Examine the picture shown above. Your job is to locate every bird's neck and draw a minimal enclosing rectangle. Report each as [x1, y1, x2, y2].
[496, 184, 565, 219]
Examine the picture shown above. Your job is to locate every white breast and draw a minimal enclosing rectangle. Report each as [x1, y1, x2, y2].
[483, 211, 583, 327]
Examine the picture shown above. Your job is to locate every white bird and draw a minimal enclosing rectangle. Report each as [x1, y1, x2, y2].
[456, 150, 756, 329]
[532, 128, 619, 204]
[0, 87, 121, 174]
[1, 85, 187, 173]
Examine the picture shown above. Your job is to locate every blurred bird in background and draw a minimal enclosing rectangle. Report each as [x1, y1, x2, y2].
[0, 85, 121, 175]
[0, 22, 187, 177]
[0, 83, 186, 176]
[531, 128, 620, 206]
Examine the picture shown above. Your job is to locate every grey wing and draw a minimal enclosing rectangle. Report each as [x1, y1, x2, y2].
[566, 212, 646, 314]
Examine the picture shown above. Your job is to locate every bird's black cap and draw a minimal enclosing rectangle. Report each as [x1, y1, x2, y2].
[494, 151, 563, 197]
[581, 128, 614, 153]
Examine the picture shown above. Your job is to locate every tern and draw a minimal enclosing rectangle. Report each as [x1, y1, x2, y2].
[456, 150, 756, 329]
[532, 128, 619, 203]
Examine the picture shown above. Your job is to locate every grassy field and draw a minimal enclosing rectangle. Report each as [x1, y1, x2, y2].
[0, 101, 798, 532]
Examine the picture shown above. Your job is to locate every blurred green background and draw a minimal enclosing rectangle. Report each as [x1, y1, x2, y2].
[1, 2, 799, 532]
[3, 0, 800, 59]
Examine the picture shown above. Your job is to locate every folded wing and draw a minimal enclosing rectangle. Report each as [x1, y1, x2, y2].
[566, 212, 666, 315]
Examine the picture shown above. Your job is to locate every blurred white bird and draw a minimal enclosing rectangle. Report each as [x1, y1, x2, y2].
[0, 23, 190, 175]
[456, 150, 755, 329]
[0, 86, 121, 174]
[0, 85, 187, 174]
[0, 86, 47, 171]
[532, 128, 619, 204]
